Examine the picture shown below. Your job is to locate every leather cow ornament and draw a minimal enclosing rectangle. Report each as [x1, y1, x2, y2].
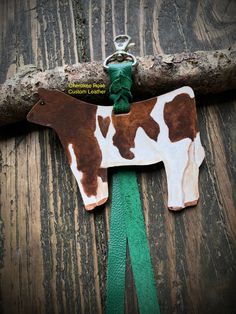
[27, 86, 205, 211]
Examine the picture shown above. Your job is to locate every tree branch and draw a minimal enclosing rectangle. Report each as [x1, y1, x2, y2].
[0, 47, 235, 126]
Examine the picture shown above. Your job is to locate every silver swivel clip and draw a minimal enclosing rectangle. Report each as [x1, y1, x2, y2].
[103, 34, 137, 69]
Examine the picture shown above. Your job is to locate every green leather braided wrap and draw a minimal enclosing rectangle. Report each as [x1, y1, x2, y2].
[106, 62, 160, 314]
[108, 62, 133, 113]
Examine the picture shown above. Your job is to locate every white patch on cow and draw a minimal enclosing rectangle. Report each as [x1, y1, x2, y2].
[181, 132, 205, 206]
[68, 143, 108, 210]
[96, 106, 113, 119]
[130, 127, 162, 165]
[95, 106, 141, 168]
[94, 106, 112, 160]
[194, 132, 205, 166]
[183, 141, 199, 204]
[95, 106, 118, 167]
[162, 139, 192, 208]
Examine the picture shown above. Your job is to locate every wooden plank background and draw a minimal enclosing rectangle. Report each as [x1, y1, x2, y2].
[0, 0, 236, 313]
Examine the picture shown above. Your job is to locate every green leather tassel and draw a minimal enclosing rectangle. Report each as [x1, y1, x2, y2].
[106, 62, 160, 314]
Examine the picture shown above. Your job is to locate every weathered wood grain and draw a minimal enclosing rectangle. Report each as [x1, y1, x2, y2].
[0, 0, 236, 314]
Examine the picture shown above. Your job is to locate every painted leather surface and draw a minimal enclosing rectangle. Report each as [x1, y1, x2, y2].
[27, 86, 205, 210]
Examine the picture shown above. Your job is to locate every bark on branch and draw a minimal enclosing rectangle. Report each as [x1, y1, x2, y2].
[0, 47, 235, 126]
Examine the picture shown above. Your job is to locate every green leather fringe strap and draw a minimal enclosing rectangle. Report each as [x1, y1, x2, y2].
[118, 170, 160, 314]
[105, 171, 127, 314]
[106, 62, 160, 314]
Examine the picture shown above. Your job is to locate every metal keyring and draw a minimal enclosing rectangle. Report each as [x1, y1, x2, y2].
[103, 51, 137, 69]
[103, 35, 137, 70]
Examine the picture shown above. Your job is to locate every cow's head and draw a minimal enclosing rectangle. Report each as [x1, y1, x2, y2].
[27, 88, 69, 127]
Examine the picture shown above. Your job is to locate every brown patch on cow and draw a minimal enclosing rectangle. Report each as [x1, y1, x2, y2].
[98, 116, 110, 138]
[112, 98, 160, 159]
[29, 88, 102, 197]
[164, 93, 199, 142]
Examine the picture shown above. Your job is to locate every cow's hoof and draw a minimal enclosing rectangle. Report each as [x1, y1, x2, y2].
[184, 200, 198, 207]
[168, 206, 184, 211]
[168, 199, 198, 211]
[85, 197, 108, 211]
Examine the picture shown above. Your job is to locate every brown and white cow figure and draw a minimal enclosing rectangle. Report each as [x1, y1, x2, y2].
[27, 86, 205, 211]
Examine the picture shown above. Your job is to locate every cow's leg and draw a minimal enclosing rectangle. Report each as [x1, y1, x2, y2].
[183, 133, 205, 207]
[73, 171, 108, 210]
[163, 140, 191, 210]
[182, 142, 199, 206]
[82, 172, 109, 210]
[68, 144, 108, 210]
